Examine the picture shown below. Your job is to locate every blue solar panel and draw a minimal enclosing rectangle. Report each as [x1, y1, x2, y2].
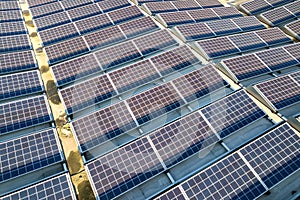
[0, 35, 31, 53]
[228, 32, 267, 52]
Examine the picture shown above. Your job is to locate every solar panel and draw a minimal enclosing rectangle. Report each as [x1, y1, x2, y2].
[119, 17, 159, 38]
[285, 19, 300, 39]
[39, 23, 79, 46]
[34, 12, 71, 31]
[206, 19, 241, 36]
[67, 3, 102, 21]
[156, 12, 195, 27]
[232, 16, 266, 31]
[195, 37, 240, 60]
[228, 32, 267, 52]
[45, 37, 90, 64]
[0, 95, 52, 135]
[51, 54, 102, 87]
[283, 43, 300, 63]
[1, 174, 76, 200]
[290, 71, 300, 84]
[181, 153, 267, 199]
[240, 123, 300, 188]
[249, 27, 291, 46]
[84, 26, 126, 51]
[172, 0, 202, 11]
[0, 10, 22, 23]
[150, 46, 200, 76]
[200, 90, 265, 138]
[0, 51, 37, 75]
[133, 30, 178, 56]
[86, 137, 164, 200]
[108, 6, 144, 24]
[260, 6, 295, 26]
[172, 65, 227, 102]
[174, 22, 215, 41]
[0, 35, 31, 53]
[60, 0, 92, 10]
[149, 111, 219, 168]
[266, 0, 293, 7]
[127, 82, 185, 124]
[30, 2, 63, 18]
[109, 60, 160, 93]
[256, 47, 298, 71]
[194, 0, 223, 8]
[94, 41, 142, 69]
[0, 21, 26, 36]
[221, 54, 271, 81]
[254, 75, 300, 110]
[154, 187, 185, 200]
[74, 14, 113, 34]
[60, 75, 117, 114]
[0, 128, 62, 182]
[0, 70, 43, 101]
[212, 7, 243, 19]
[240, 0, 273, 15]
[0, 1, 19, 11]
[143, 2, 178, 14]
[97, 0, 131, 13]
[188, 9, 220, 22]
[27, 0, 57, 8]
[284, 0, 300, 17]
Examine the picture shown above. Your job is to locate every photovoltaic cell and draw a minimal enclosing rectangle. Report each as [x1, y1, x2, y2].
[94, 41, 142, 69]
[74, 14, 113, 34]
[0, 21, 26, 36]
[45, 37, 90, 64]
[175, 23, 215, 41]
[108, 6, 144, 24]
[228, 32, 267, 51]
[206, 19, 241, 35]
[30, 2, 63, 18]
[0, 10, 23, 23]
[267, 0, 293, 7]
[283, 43, 300, 63]
[194, 0, 223, 8]
[0, 35, 31, 52]
[260, 6, 295, 26]
[1, 174, 75, 200]
[172, 65, 227, 102]
[133, 30, 178, 56]
[127, 82, 185, 124]
[188, 9, 220, 22]
[232, 16, 266, 31]
[109, 60, 160, 93]
[72, 102, 137, 151]
[154, 187, 185, 200]
[67, 4, 102, 21]
[0, 1, 19, 11]
[240, 123, 300, 188]
[254, 75, 300, 110]
[97, 0, 131, 13]
[60, 75, 117, 114]
[0, 71, 43, 101]
[240, 0, 273, 15]
[284, 0, 300, 17]
[200, 90, 265, 138]
[86, 137, 164, 200]
[150, 112, 219, 168]
[0, 95, 52, 135]
[172, 0, 202, 11]
[34, 12, 71, 31]
[151, 46, 200, 76]
[221, 54, 271, 81]
[290, 71, 300, 84]
[0, 129, 62, 182]
[27, 0, 57, 8]
[39, 23, 79, 46]
[0, 51, 37, 75]
[212, 7, 243, 19]
[285, 20, 300, 39]
[51, 54, 102, 87]
[181, 153, 267, 200]
[157, 12, 195, 27]
[60, 0, 92, 10]
[143, 2, 178, 14]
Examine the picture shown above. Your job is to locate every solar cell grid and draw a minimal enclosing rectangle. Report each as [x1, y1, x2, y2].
[67, 3, 102, 22]
[187, 9, 220, 22]
[240, 123, 300, 188]
[119, 17, 159, 38]
[0, 51, 36, 75]
[0, 71, 43, 101]
[27, 0, 57, 8]
[250, 27, 291, 46]
[290, 71, 300, 84]
[0, 21, 26, 36]
[232, 16, 266, 31]
[60, 0, 92, 10]
[0, 96, 51, 135]
[256, 47, 298, 71]
[34, 12, 71, 31]
[94, 41, 142, 69]
[172, 0, 202, 11]
[72, 102, 137, 151]
[149, 112, 219, 168]
[213, 7, 243, 19]
[60, 75, 116, 114]
[172, 65, 227, 102]
[51, 54, 102, 87]
[181, 153, 267, 200]
[0, 10, 23, 22]
[266, 0, 293, 7]
[240, 0, 272, 15]
[261, 6, 295, 26]
[108, 6, 144, 24]
[87, 137, 164, 200]
[157, 11, 195, 27]
[144, 2, 178, 14]
[1, 174, 75, 200]
[200, 90, 265, 138]
[221, 54, 271, 81]
[0, 35, 31, 53]
[174, 22, 215, 41]
[194, 0, 223, 8]
[255, 75, 300, 110]
[228, 32, 267, 52]
[283, 43, 300, 63]
[127, 82, 185, 124]
[195, 37, 240, 59]
[97, 0, 131, 13]
[74, 14, 113, 34]
[133, 30, 178, 56]
[45, 37, 90, 64]
[206, 19, 241, 36]
[0, 1, 19, 10]
[39, 23, 79, 46]
[84, 26, 126, 51]
[284, 0, 300, 17]
[285, 20, 300, 38]
[30, 2, 63, 18]
[0, 129, 62, 182]
[109, 60, 160, 93]
[154, 187, 186, 200]
[151, 46, 200, 76]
